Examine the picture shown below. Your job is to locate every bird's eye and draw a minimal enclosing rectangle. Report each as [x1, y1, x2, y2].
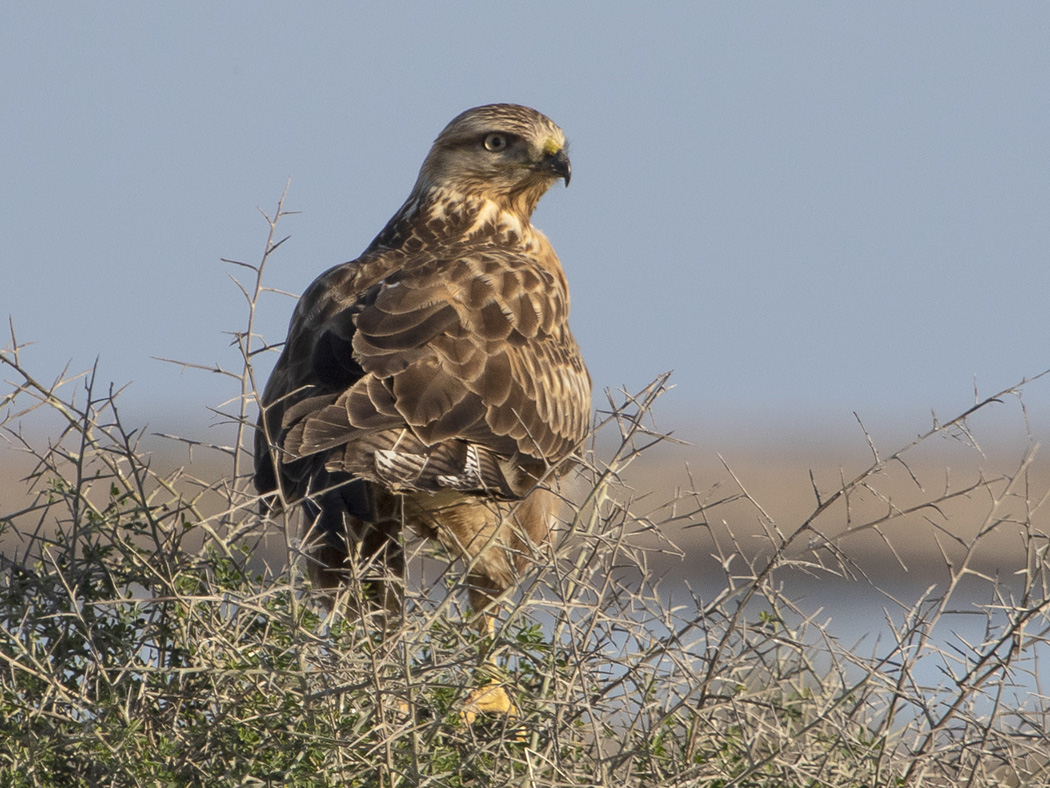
[483, 133, 508, 152]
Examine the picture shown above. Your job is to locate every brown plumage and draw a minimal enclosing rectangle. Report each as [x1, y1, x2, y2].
[254, 104, 591, 622]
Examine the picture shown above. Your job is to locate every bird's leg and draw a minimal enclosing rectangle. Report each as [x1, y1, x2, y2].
[460, 583, 519, 724]
[304, 509, 405, 630]
[356, 516, 406, 626]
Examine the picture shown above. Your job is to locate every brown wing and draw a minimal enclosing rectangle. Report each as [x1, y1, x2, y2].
[254, 245, 591, 506]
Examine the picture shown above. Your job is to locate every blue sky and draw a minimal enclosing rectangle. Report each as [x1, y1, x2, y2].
[3, 4, 1049, 448]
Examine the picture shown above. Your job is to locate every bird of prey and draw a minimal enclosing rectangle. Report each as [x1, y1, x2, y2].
[254, 105, 591, 713]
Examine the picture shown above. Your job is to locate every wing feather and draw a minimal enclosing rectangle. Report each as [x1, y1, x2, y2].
[255, 237, 590, 504]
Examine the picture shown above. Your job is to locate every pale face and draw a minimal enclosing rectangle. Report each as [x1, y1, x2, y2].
[415, 104, 570, 212]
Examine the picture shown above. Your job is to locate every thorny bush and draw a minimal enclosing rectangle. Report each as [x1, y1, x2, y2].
[2, 192, 1049, 787]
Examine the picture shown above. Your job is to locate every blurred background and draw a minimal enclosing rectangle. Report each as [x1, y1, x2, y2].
[4, 4, 1049, 439]
[3, 4, 1049, 631]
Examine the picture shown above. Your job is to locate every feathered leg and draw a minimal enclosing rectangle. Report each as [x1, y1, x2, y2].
[303, 480, 405, 624]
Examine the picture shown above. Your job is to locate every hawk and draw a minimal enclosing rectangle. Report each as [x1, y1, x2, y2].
[253, 104, 592, 642]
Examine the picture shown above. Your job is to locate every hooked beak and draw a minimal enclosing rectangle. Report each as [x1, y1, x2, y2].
[543, 148, 571, 186]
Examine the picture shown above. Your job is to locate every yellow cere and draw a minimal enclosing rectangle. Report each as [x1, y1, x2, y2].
[542, 138, 562, 156]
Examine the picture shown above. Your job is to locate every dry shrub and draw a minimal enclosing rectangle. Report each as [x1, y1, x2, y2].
[2, 194, 1048, 787]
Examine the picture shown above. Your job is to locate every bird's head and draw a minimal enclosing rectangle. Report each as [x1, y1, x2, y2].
[414, 104, 570, 218]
